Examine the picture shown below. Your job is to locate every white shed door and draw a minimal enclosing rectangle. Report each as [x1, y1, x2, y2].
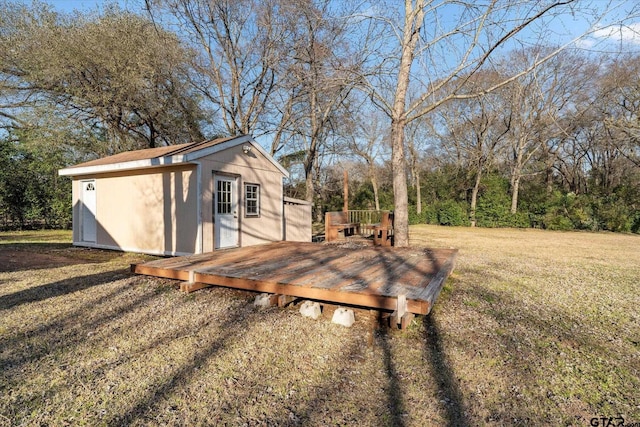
[214, 175, 239, 249]
[80, 180, 97, 243]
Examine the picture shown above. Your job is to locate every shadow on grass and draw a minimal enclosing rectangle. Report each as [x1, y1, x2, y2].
[0, 274, 146, 375]
[459, 283, 640, 424]
[275, 313, 409, 426]
[0, 269, 129, 311]
[2, 239, 459, 425]
[423, 314, 471, 427]
[261, 321, 372, 426]
[117, 243, 455, 425]
[105, 307, 256, 426]
[377, 313, 408, 427]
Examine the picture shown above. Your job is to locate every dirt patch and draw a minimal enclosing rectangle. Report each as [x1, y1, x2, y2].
[0, 250, 89, 272]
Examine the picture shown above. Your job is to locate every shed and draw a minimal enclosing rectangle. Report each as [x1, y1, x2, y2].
[59, 135, 310, 256]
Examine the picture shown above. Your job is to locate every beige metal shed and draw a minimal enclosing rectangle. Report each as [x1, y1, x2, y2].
[59, 135, 309, 256]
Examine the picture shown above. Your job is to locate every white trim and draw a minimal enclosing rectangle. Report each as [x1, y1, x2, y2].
[284, 196, 312, 205]
[72, 241, 194, 257]
[184, 135, 252, 162]
[244, 182, 260, 217]
[59, 156, 186, 176]
[185, 136, 289, 178]
[194, 161, 203, 254]
[58, 135, 290, 178]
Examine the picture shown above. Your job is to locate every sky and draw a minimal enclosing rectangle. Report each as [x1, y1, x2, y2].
[45, 0, 144, 14]
[44, 0, 640, 51]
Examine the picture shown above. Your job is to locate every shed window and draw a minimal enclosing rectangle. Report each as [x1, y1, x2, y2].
[217, 180, 232, 214]
[245, 184, 260, 217]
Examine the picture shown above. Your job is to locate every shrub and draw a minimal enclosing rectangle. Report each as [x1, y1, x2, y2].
[631, 212, 640, 234]
[543, 212, 574, 231]
[408, 204, 427, 225]
[597, 202, 631, 232]
[475, 174, 513, 227]
[539, 192, 597, 232]
[436, 200, 468, 226]
[423, 203, 439, 225]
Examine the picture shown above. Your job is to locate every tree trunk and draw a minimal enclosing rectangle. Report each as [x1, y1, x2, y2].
[510, 174, 521, 214]
[388, 0, 426, 247]
[304, 145, 316, 203]
[510, 137, 526, 214]
[305, 86, 319, 203]
[305, 173, 314, 203]
[391, 118, 409, 247]
[415, 169, 422, 215]
[546, 165, 554, 194]
[470, 169, 482, 226]
[370, 168, 380, 211]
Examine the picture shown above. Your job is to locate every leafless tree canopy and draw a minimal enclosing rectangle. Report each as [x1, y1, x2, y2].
[1, 0, 639, 235]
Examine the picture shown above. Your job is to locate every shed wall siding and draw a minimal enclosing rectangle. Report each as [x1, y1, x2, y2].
[283, 202, 312, 242]
[72, 165, 198, 255]
[199, 145, 284, 252]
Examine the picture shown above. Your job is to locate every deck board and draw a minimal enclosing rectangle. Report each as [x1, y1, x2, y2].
[132, 241, 458, 315]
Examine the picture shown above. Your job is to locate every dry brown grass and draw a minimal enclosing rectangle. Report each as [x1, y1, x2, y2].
[0, 227, 638, 426]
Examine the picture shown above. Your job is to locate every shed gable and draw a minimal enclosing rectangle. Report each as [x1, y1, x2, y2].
[59, 135, 288, 178]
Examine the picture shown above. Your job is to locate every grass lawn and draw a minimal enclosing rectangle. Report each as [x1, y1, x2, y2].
[0, 227, 638, 426]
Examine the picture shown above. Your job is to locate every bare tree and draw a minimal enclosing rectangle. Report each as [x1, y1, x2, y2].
[497, 49, 592, 213]
[358, 0, 634, 246]
[275, 0, 361, 202]
[346, 110, 390, 211]
[146, 0, 290, 138]
[599, 54, 640, 169]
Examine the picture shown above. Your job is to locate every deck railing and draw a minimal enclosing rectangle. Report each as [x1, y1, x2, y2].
[347, 210, 387, 226]
[323, 209, 392, 241]
[346, 210, 390, 236]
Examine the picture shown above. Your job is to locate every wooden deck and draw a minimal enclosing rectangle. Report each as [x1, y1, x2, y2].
[131, 241, 458, 316]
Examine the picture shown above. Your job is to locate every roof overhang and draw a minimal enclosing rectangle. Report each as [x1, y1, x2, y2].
[58, 155, 188, 176]
[284, 197, 312, 205]
[58, 135, 289, 178]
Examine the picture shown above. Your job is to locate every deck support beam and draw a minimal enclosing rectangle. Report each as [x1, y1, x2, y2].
[180, 281, 211, 293]
[397, 294, 407, 318]
[390, 294, 414, 329]
[278, 295, 296, 307]
[180, 270, 212, 293]
[390, 311, 415, 329]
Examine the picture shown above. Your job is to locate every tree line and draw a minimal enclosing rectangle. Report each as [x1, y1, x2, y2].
[1, 1, 639, 238]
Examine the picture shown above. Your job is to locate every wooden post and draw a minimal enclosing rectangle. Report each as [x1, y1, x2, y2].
[343, 170, 348, 213]
[278, 295, 296, 307]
